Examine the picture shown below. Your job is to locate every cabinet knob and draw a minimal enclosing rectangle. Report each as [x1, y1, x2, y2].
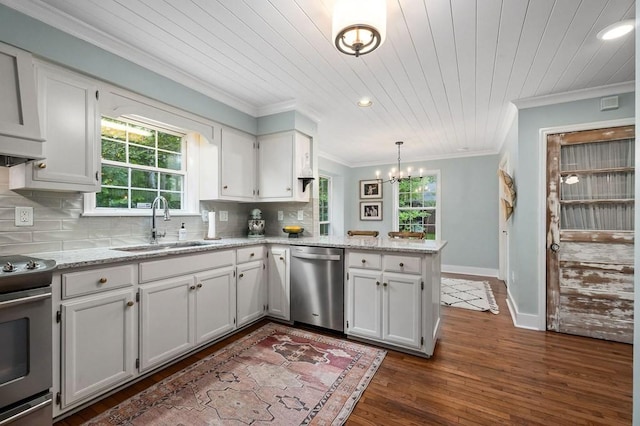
[190, 285, 196, 290]
[286, 187, 291, 191]
[197, 283, 203, 288]
[239, 273, 244, 278]
[399, 262, 404, 267]
[361, 259, 366, 264]
[250, 253, 255, 257]
[383, 282, 388, 287]
[98, 277, 108, 284]
[223, 185, 228, 189]
[37, 162, 46, 169]
[126, 301, 134, 307]
[279, 257, 284, 261]
[376, 281, 380, 286]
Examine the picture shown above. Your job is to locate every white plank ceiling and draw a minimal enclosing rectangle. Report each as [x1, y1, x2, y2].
[1, 0, 635, 166]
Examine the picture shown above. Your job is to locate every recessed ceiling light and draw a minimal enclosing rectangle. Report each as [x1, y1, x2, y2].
[357, 98, 373, 107]
[597, 20, 635, 40]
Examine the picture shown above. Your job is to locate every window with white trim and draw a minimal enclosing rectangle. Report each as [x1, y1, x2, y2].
[394, 173, 440, 239]
[91, 116, 192, 214]
[319, 176, 331, 235]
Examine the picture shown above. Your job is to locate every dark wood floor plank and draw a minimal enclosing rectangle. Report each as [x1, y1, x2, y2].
[54, 274, 632, 425]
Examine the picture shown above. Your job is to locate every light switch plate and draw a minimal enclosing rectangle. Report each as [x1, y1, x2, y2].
[278, 211, 284, 221]
[219, 211, 229, 221]
[297, 210, 304, 220]
[15, 206, 33, 227]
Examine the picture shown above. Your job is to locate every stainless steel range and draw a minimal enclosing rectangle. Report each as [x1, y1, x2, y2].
[0, 255, 56, 426]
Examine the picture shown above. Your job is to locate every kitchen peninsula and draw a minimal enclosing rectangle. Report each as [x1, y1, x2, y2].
[35, 236, 445, 418]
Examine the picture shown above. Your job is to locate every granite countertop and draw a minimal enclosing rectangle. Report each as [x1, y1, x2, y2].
[31, 236, 447, 270]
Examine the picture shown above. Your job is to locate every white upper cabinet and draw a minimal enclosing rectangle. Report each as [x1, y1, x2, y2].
[219, 127, 256, 201]
[10, 61, 100, 191]
[257, 131, 311, 202]
[0, 41, 43, 162]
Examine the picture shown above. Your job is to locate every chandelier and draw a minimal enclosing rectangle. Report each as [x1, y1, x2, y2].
[332, 0, 387, 57]
[376, 141, 423, 184]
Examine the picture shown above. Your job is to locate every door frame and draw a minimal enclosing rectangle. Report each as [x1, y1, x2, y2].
[537, 118, 635, 330]
[498, 153, 510, 284]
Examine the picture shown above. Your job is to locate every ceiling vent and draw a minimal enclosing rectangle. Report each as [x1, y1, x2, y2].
[600, 96, 619, 111]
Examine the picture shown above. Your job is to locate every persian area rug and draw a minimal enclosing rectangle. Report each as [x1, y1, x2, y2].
[84, 323, 386, 426]
[441, 278, 499, 314]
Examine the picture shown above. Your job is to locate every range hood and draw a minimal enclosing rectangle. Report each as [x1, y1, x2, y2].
[0, 41, 44, 167]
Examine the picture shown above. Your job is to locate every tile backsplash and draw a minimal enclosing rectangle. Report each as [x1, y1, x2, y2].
[0, 168, 314, 255]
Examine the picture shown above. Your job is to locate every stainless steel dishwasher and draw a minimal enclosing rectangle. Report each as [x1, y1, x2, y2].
[290, 246, 344, 332]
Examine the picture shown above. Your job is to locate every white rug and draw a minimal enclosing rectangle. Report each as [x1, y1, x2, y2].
[441, 278, 499, 314]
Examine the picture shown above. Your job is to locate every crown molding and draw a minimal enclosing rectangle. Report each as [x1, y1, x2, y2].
[512, 81, 635, 110]
[0, 0, 259, 117]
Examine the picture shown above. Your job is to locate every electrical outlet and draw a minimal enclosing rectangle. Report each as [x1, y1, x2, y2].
[219, 211, 229, 222]
[278, 211, 284, 221]
[15, 207, 34, 227]
[201, 210, 209, 222]
[297, 210, 304, 221]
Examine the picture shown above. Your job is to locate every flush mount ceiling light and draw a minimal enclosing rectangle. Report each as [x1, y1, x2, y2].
[597, 19, 635, 40]
[357, 97, 373, 107]
[332, 0, 386, 57]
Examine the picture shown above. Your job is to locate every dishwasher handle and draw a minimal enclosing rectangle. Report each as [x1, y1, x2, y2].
[292, 252, 342, 261]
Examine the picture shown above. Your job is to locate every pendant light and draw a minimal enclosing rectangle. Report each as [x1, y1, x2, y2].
[332, 0, 387, 57]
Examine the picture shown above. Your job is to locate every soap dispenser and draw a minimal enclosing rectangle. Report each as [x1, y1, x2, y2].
[178, 223, 187, 241]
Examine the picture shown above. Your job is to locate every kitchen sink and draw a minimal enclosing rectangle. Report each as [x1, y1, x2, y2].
[113, 241, 220, 253]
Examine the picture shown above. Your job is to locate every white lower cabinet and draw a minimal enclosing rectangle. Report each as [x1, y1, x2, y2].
[194, 267, 236, 343]
[236, 260, 266, 327]
[267, 246, 290, 320]
[346, 250, 427, 353]
[139, 276, 195, 372]
[60, 288, 137, 408]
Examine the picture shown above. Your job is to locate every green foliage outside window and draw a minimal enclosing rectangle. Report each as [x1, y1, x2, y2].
[97, 117, 185, 210]
[319, 176, 330, 235]
[398, 176, 437, 239]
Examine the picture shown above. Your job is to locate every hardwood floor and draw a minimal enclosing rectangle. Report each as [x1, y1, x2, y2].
[54, 274, 632, 425]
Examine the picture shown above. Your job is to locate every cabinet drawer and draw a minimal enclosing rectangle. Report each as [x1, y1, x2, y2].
[383, 255, 421, 274]
[139, 250, 235, 283]
[62, 264, 136, 299]
[348, 251, 382, 270]
[237, 246, 264, 264]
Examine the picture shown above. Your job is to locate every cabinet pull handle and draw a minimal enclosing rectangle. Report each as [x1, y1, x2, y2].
[37, 162, 46, 169]
[361, 259, 366, 264]
[383, 282, 388, 287]
[197, 283, 203, 288]
[239, 273, 244, 278]
[126, 301, 134, 307]
[190, 285, 196, 290]
[376, 281, 380, 286]
[98, 277, 107, 284]
[399, 262, 404, 267]
[95, 171, 100, 181]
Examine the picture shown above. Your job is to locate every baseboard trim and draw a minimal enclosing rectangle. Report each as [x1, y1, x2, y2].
[442, 264, 498, 278]
[506, 289, 542, 330]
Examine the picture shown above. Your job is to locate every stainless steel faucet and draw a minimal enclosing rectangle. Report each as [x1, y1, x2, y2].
[150, 196, 170, 244]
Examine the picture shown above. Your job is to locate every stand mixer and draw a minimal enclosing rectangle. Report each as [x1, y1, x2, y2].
[247, 208, 265, 238]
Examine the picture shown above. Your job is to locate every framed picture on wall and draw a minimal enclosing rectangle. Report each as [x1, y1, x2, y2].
[360, 201, 382, 221]
[360, 179, 382, 199]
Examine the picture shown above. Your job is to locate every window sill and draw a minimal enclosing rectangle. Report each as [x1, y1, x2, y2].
[82, 210, 201, 218]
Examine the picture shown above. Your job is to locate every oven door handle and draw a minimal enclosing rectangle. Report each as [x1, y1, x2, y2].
[0, 395, 52, 426]
[0, 291, 51, 309]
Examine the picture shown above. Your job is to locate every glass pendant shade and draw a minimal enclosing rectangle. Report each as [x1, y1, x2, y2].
[332, 0, 387, 57]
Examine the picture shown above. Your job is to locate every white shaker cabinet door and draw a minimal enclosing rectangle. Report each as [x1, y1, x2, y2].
[220, 127, 255, 200]
[61, 289, 136, 408]
[194, 267, 236, 344]
[382, 272, 422, 349]
[236, 260, 265, 327]
[346, 269, 383, 340]
[267, 246, 290, 320]
[139, 277, 195, 371]
[11, 62, 100, 191]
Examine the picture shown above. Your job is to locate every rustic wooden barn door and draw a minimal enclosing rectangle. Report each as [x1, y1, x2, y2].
[546, 125, 634, 343]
